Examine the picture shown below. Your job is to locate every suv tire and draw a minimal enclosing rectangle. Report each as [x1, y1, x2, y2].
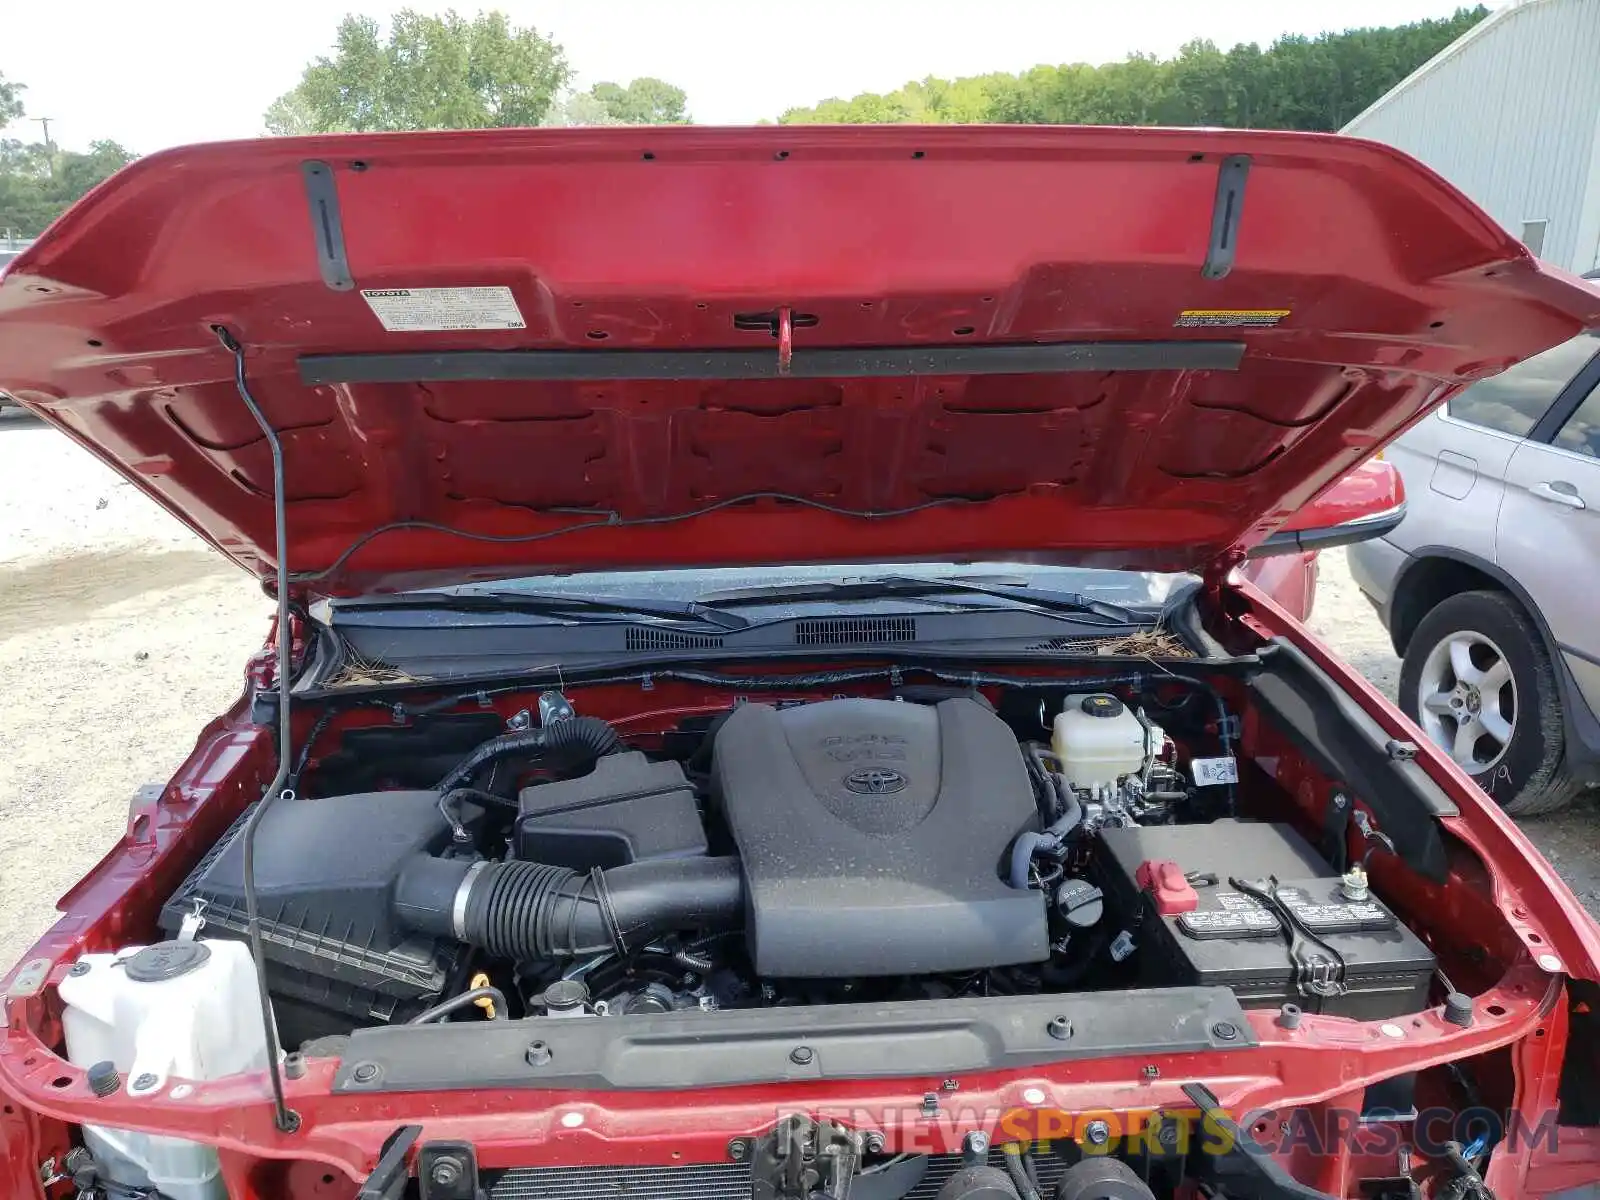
[1399, 590, 1584, 816]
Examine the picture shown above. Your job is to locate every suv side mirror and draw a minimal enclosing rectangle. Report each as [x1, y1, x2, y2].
[1249, 458, 1406, 558]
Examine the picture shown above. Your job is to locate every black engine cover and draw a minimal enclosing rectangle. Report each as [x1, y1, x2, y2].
[711, 697, 1048, 977]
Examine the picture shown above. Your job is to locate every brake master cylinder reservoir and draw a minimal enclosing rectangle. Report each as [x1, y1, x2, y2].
[1051, 693, 1157, 789]
[58, 940, 269, 1200]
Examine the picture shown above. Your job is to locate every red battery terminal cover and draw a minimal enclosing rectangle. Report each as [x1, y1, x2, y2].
[1135, 858, 1199, 915]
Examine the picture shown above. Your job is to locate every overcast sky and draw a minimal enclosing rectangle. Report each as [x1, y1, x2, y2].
[3, 0, 1476, 152]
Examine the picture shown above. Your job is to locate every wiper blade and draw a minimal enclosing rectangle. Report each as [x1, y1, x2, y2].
[336, 590, 751, 630]
[696, 575, 1143, 624]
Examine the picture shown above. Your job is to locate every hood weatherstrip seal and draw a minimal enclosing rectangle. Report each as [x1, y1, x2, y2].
[211, 324, 301, 1134]
[298, 339, 1245, 386]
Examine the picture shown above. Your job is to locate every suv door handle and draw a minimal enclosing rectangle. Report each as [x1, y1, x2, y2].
[1530, 480, 1587, 509]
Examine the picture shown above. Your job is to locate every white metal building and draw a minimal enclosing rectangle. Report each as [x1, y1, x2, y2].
[1342, 0, 1600, 275]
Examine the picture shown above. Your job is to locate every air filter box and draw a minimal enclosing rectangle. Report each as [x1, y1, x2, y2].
[160, 791, 468, 1040]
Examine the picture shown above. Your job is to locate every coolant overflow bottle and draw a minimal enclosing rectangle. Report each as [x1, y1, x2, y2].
[58, 939, 270, 1200]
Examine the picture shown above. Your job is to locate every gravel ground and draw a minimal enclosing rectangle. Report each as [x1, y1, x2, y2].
[0, 412, 1595, 967]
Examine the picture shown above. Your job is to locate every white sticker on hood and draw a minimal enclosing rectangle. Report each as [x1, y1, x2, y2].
[360, 286, 526, 332]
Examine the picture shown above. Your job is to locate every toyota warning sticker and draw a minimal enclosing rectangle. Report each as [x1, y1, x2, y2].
[1174, 308, 1290, 328]
[361, 286, 526, 332]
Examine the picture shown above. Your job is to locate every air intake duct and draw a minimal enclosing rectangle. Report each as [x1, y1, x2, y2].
[395, 855, 743, 959]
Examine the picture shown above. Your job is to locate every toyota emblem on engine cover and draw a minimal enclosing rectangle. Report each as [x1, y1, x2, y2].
[845, 768, 907, 794]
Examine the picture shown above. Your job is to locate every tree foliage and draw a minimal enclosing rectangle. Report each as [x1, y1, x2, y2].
[542, 78, 691, 127]
[264, 10, 572, 133]
[778, 7, 1488, 129]
[587, 78, 689, 124]
[0, 72, 23, 126]
[0, 72, 137, 238]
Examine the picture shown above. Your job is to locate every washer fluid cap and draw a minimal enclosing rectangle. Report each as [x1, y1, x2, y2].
[1080, 694, 1125, 719]
[124, 941, 212, 983]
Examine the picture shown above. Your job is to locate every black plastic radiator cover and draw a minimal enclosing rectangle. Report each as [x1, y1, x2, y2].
[333, 987, 1254, 1092]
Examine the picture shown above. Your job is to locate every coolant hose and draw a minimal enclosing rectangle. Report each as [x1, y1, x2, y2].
[395, 855, 744, 959]
[1011, 746, 1085, 889]
[435, 716, 621, 796]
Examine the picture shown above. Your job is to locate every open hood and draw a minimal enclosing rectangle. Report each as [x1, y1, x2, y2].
[2, 125, 1597, 597]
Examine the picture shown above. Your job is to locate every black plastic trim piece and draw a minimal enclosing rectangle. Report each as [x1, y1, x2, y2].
[301, 161, 354, 292]
[358, 1125, 422, 1200]
[1246, 638, 1455, 881]
[1201, 156, 1251, 280]
[299, 341, 1245, 385]
[1182, 1084, 1337, 1200]
[332, 988, 1254, 1093]
[1248, 503, 1407, 559]
[1389, 546, 1600, 777]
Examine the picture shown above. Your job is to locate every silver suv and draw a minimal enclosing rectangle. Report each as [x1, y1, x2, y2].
[1349, 328, 1600, 815]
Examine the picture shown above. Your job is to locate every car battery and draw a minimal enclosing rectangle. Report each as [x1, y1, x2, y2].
[1097, 819, 1434, 1019]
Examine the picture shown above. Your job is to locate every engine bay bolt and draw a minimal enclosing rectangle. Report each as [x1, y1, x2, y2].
[1211, 1021, 1239, 1042]
[1276, 1004, 1302, 1030]
[863, 1131, 886, 1154]
[1512, 905, 1529, 919]
[68, 962, 90, 977]
[789, 1045, 814, 1065]
[129, 1072, 159, 1093]
[727, 1140, 749, 1162]
[1083, 1120, 1111, 1146]
[283, 1052, 306, 1080]
[1443, 992, 1474, 1028]
[962, 1131, 989, 1163]
[87, 1061, 121, 1098]
[429, 1159, 462, 1188]
[921, 1093, 940, 1117]
[525, 1040, 554, 1067]
[350, 1062, 380, 1084]
[1047, 1015, 1073, 1041]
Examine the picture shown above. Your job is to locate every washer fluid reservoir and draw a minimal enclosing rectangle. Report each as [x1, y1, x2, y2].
[58, 939, 270, 1200]
[1051, 693, 1157, 789]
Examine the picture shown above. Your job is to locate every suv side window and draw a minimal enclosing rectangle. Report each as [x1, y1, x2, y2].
[1552, 376, 1600, 459]
[1447, 334, 1599, 438]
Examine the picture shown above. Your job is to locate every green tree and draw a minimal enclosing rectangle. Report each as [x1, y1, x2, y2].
[777, 6, 1488, 130]
[0, 71, 23, 125]
[264, 9, 571, 133]
[542, 78, 691, 126]
[588, 78, 689, 124]
[0, 137, 137, 237]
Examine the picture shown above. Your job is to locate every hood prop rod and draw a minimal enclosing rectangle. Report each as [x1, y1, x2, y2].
[211, 325, 300, 1134]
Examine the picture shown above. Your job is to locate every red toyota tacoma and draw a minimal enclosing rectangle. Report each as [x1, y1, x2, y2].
[0, 125, 1594, 1200]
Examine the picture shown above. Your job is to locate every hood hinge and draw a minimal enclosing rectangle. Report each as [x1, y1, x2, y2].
[1203, 547, 1247, 599]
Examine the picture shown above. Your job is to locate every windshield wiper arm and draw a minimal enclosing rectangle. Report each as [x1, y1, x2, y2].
[696, 575, 1143, 624]
[335, 590, 752, 630]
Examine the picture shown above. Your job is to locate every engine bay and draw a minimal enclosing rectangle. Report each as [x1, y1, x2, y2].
[152, 674, 1438, 1050]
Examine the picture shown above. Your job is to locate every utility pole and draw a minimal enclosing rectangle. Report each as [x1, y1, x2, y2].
[32, 117, 55, 178]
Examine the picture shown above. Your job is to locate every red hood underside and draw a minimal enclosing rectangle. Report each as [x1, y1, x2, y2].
[1, 124, 1597, 596]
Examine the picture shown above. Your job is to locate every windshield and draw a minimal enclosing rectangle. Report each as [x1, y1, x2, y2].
[403, 563, 1192, 608]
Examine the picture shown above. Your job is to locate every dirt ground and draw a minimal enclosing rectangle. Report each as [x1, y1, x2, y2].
[0, 412, 1595, 967]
